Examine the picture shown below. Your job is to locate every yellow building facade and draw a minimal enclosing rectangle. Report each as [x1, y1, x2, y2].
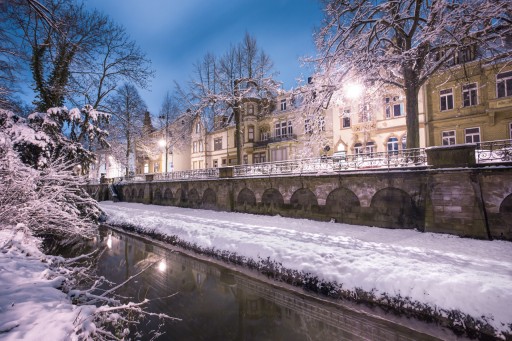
[426, 59, 512, 146]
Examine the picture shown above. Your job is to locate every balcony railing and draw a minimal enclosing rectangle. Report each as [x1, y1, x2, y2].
[234, 148, 427, 177]
[91, 140, 512, 184]
[153, 168, 219, 181]
[476, 139, 512, 163]
[253, 134, 297, 148]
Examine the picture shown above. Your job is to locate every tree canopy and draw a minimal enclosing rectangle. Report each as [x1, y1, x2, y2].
[314, 0, 512, 148]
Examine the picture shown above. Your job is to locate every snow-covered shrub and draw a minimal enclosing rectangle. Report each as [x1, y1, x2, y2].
[0, 109, 100, 244]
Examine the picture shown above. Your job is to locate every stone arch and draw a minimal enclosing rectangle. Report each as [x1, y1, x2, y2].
[138, 188, 144, 199]
[102, 188, 109, 201]
[325, 187, 360, 222]
[261, 188, 284, 208]
[237, 188, 256, 207]
[153, 188, 162, 203]
[202, 188, 217, 208]
[498, 193, 512, 238]
[124, 188, 130, 201]
[174, 188, 182, 205]
[188, 188, 200, 207]
[290, 188, 318, 211]
[164, 188, 173, 201]
[131, 188, 136, 200]
[370, 187, 415, 229]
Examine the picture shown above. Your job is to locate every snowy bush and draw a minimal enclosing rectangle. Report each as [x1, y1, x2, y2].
[0, 109, 100, 244]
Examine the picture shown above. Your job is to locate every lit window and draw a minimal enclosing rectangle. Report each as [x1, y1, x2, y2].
[440, 89, 454, 111]
[497, 71, 512, 98]
[144, 163, 149, 174]
[442, 130, 456, 145]
[465, 127, 480, 144]
[193, 141, 198, 153]
[462, 83, 478, 107]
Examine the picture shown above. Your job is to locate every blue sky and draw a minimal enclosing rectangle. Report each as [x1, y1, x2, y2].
[85, 0, 324, 116]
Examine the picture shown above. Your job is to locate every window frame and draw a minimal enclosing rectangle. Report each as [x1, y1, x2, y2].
[442, 130, 456, 146]
[462, 83, 478, 107]
[248, 126, 254, 142]
[440, 88, 454, 111]
[387, 137, 399, 154]
[213, 137, 223, 151]
[464, 127, 481, 144]
[280, 99, 287, 111]
[497, 71, 512, 98]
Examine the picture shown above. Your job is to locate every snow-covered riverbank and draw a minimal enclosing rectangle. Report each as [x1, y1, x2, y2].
[0, 225, 96, 340]
[100, 201, 512, 338]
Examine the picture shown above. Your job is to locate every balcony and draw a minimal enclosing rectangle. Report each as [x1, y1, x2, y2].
[253, 134, 297, 148]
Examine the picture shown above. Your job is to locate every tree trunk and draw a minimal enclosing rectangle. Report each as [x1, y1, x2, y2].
[403, 70, 421, 149]
[233, 79, 242, 165]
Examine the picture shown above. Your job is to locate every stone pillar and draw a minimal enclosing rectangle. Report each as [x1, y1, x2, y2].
[143, 183, 152, 204]
[425, 144, 477, 168]
[219, 167, 234, 178]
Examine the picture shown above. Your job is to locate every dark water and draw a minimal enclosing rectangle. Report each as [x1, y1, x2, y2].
[95, 228, 461, 341]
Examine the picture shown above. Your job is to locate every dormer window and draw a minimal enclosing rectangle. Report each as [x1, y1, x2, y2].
[280, 99, 287, 111]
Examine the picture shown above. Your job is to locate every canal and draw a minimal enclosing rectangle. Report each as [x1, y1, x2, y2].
[96, 227, 466, 340]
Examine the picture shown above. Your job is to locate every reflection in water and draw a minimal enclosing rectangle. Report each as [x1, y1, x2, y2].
[96, 229, 457, 341]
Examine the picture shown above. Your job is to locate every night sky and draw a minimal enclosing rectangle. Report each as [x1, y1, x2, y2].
[84, 0, 324, 115]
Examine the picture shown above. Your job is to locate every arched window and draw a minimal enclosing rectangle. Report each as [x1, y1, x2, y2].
[387, 137, 399, 154]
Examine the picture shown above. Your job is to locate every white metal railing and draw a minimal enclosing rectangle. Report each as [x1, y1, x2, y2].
[91, 140, 512, 184]
[233, 148, 427, 177]
[476, 139, 512, 163]
[153, 167, 219, 181]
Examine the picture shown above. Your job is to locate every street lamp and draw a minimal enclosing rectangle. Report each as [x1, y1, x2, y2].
[344, 82, 364, 99]
[158, 138, 168, 173]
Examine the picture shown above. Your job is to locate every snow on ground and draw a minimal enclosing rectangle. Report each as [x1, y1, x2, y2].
[101, 201, 512, 335]
[0, 225, 94, 341]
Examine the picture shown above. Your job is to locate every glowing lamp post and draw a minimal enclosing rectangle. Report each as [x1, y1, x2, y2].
[158, 138, 168, 174]
[344, 82, 364, 99]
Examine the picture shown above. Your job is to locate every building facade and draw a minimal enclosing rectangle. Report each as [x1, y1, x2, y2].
[426, 58, 512, 146]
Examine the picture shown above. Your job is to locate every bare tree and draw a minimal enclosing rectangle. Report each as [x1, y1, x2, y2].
[313, 0, 512, 148]
[178, 33, 280, 164]
[69, 20, 153, 112]
[106, 83, 147, 176]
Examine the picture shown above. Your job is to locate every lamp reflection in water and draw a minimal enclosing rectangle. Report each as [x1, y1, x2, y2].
[157, 259, 167, 272]
[106, 234, 112, 249]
